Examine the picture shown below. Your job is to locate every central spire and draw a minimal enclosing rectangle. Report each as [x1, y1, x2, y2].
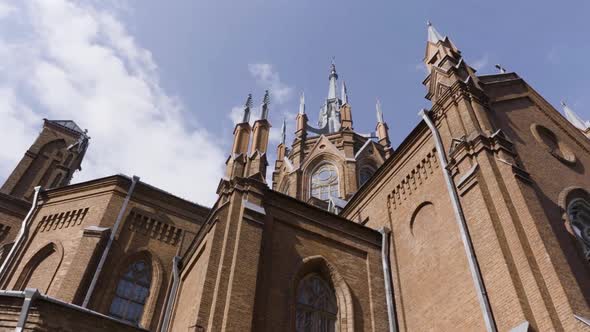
[328, 58, 338, 100]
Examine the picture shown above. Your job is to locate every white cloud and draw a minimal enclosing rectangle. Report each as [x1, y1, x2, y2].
[228, 105, 247, 125]
[471, 54, 489, 71]
[0, 2, 17, 18]
[248, 63, 293, 105]
[414, 62, 428, 74]
[0, 0, 225, 205]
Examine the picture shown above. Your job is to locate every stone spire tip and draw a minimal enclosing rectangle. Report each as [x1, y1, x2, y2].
[427, 21, 444, 43]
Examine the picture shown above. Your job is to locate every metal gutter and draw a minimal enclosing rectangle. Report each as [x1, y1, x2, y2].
[83, 175, 139, 307]
[379, 227, 397, 332]
[0, 186, 42, 282]
[419, 109, 497, 332]
[159, 256, 181, 332]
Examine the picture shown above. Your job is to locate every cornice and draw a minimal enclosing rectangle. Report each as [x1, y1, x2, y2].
[341, 120, 431, 216]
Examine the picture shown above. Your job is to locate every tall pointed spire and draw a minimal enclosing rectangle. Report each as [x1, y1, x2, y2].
[299, 92, 305, 114]
[561, 101, 590, 131]
[341, 81, 348, 105]
[328, 58, 338, 100]
[375, 99, 392, 158]
[242, 94, 253, 123]
[376, 99, 384, 123]
[427, 21, 444, 43]
[280, 118, 286, 145]
[260, 90, 270, 119]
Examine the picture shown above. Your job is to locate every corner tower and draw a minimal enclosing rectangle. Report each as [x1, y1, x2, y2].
[1, 120, 89, 201]
[271, 63, 392, 210]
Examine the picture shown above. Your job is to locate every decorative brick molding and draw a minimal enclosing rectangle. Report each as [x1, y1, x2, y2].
[127, 210, 181, 245]
[38, 208, 89, 232]
[388, 150, 439, 209]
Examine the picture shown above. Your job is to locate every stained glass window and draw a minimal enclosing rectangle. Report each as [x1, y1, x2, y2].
[568, 198, 590, 262]
[311, 164, 339, 201]
[359, 167, 375, 187]
[296, 274, 337, 332]
[109, 260, 151, 325]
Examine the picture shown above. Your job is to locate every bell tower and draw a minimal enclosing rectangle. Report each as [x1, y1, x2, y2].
[1, 119, 89, 201]
[272, 62, 392, 211]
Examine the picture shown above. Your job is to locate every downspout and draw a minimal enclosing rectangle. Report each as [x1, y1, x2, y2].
[159, 255, 181, 332]
[0, 186, 42, 282]
[83, 175, 139, 307]
[379, 227, 397, 332]
[15, 288, 39, 332]
[420, 109, 497, 332]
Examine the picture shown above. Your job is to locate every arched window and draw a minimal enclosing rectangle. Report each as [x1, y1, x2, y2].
[358, 166, 375, 187]
[296, 274, 337, 332]
[109, 259, 151, 325]
[568, 198, 590, 262]
[311, 164, 339, 201]
[49, 173, 63, 189]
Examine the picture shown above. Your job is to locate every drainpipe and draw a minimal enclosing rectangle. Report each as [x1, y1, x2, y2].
[83, 175, 139, 308]
[159, 256, 181, 332]
[15, 287, 39, 332]
[419, 109, 497, 332]
[379, 227, 397, 332]
[0, 186, 42, 282]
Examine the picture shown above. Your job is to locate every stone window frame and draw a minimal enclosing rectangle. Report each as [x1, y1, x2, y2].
[291, 255, 355, 332]
[559, 186, 590, 263]
[309, 163, 341, 201]
[109, 259, 152, 325]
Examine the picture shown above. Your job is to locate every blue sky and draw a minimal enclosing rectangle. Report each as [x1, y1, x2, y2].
[0, 0, 588, 205]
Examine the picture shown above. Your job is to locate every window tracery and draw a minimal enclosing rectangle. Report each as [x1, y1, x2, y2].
[109, 259, 151, 325]
[568, 198, 590, 262]
[311, 164, 339, 201]
[296, 274, 337, 332]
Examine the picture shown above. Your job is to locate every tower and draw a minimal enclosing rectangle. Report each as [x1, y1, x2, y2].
[272, 62, 393, 210]
[1, 119, 89, 201]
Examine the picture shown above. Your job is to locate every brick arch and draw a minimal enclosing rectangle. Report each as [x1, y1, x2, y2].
[291, 255, 355, 332]
[409, 201, 436, 236]
[102, 248, 164, 329]
[15, 241, 64, 294]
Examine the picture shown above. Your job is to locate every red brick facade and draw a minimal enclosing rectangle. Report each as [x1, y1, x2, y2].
[0, 24, 588, 332]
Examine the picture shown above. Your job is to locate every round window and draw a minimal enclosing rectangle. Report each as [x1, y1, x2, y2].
[531, 124, 576, 165]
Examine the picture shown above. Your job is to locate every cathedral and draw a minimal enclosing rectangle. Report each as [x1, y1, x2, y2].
[0, 23, 588, 332]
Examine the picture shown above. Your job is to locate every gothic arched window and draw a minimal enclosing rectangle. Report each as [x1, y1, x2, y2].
[568, 198, 590, 262]
[296, 274, 337, 332]
[358, 166, 375, 187]
[109, 259, 151, 325]
[311, 164, 339, 201]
